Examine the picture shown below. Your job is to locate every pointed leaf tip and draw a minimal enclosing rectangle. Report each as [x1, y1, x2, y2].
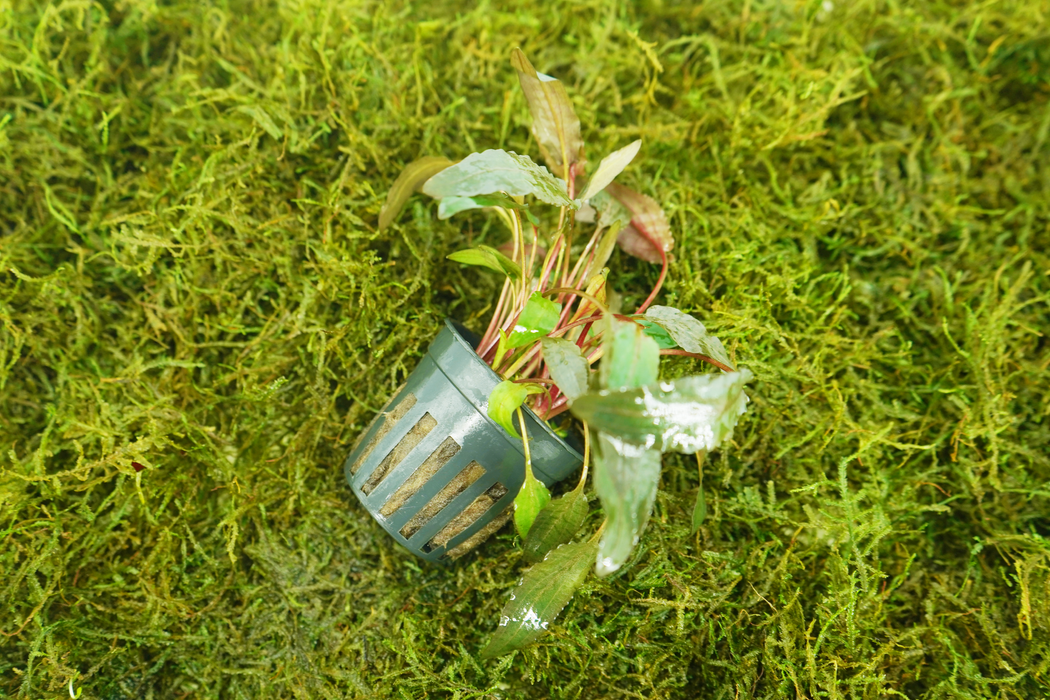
[379, 156, 454, 230]
[580, 140, 642, 201]
[482, 539, 597, 658]
[511, 48, 585, 178]
[644, 306, 734, 369]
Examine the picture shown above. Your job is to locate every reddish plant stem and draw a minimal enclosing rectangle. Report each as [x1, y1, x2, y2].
[659, 349, 734, 372]
[636, 244, 668, 314]
[478, 278, 512, 352]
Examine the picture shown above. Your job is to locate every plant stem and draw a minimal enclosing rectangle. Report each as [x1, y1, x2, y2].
[516, 407, 532, 472]
[659, 349, 734, 372]
[636, 245, 668, 314]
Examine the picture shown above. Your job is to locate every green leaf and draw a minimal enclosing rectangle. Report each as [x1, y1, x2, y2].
[579, 140, 642, 201]
[505, 293, 561, 349]
[378, 156, 454, 230]
[540, 337, 589, 404]
[522, 486, 589, 563]
[571, 370, 754, 454]
[487, 380, 542, 438]
[437, 193, 529, 220]
[510, 48, 585, 179]
[599, 317, 659, 391]
[644, 306, 734, 369]
[587, 220, 622, 277]
[514, 461, 551, 538]
[422, 149, 575, 208]
[636, 318, 677, 350]
[593, 431, 661, 577]
[481, 539, 597, 658]
[447, 245, 522, 279]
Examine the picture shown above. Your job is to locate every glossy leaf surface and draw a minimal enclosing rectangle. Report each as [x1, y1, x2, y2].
[593, 432, 661, 577]
[540, 337, 589, 404]
[422, 149, 575, 208]
[636, 318, 677, 349]
[522, 486, 589, 563]
[447, 245, 522, 279]
[481, 539, 597, 658]
[579, 140, 642, 201]
[510, 49, 585, 179]
[645, 306, 734, 369]
[571, 370, 754, 453]
[599, 317, 659, 392]
[378, 156, 454, 230]
[487, 380, 542, 438]
[505, 293, 561, 349]
[514, 460, 551, 538]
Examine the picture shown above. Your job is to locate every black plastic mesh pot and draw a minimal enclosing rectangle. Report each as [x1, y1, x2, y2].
[344, 320, 583, 562]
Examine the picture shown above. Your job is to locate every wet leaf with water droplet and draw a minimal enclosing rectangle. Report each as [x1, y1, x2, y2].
[644, 306, 734, 369]
[593, 432, 661, 577]
[540, 337, 589, 404]
[505, 293, 561, 349]
[571, 370, 754, 454]
[522, 485, 588, 563]
[481, 539, 597, 658]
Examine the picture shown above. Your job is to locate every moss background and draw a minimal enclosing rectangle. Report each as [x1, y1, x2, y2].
[2, 0, 1049, 697]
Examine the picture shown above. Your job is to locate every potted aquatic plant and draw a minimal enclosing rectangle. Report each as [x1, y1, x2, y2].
[343, 49, 752, 655]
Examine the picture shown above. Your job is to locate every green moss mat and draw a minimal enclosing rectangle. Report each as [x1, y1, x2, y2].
[2, 0, 1048, 697]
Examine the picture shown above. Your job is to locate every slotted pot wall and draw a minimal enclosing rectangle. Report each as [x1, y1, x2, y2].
[344, 319, 583, 563]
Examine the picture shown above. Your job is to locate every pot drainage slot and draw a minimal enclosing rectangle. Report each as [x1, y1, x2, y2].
[398, 460, 487, 538]
[361, 410, 436, 495]
[349, 393, 417, 476]
[379, 436, 462, 518]
[421, 482, 509, 553]
[444, 509, 513, 560]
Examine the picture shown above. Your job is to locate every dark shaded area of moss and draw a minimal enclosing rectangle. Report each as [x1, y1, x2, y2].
[1, 1, 1048, 698]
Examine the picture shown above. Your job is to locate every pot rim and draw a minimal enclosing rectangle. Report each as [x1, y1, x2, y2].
[438, 318, 584, 469]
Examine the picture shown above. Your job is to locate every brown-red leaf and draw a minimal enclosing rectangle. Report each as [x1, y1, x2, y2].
[605, 183, 674, 260]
